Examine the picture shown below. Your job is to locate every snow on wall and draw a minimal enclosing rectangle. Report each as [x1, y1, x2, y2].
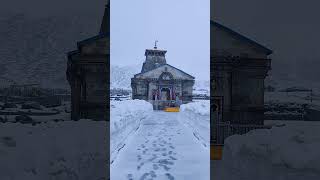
[218, 123, 320, 180]
[178, 100, 210, 148]
[110, 100, 152, 163]
[0, 120, 108, 180]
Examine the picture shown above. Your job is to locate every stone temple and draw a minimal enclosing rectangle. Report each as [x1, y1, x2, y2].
[211, 21, 272, 143]
[66, 5, 109, 121]
[131, 44, 195, 110]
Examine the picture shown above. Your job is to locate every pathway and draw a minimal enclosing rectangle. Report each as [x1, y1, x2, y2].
[111, 111, 209, 180]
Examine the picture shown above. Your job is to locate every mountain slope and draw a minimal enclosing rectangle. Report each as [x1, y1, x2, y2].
[110, 65, 141, 90]
[0, 13, 102, 89]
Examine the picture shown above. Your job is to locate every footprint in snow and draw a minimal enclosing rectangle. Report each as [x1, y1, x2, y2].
[137, 162, 144, 170]
[137, 155, 142, 161]
[159, 164, 170, 171]
[150, 171, 157, 178]
[139, 173, 149, 180]
[127, 174, 134, 180]
[158, 159, 174, 165]
[165, 173, 175, 180]
[153, 164, 159, 170]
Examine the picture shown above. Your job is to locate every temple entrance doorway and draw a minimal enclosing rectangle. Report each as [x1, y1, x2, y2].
[160, 87, 171, 100]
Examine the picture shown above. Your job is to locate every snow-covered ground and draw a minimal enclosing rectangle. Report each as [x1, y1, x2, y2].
[110, 100, 153, 163]
[265, 91, 318, 106]
[265, 90, 320, 121]
[212, 120, 320, 180]
[0, 101, 71, 123]
[179, 100, 210, 147]
[0, 119, 109, 180]
[111, 111, 209, 180]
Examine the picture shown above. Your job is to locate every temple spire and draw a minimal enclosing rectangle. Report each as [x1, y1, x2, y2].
[100, 1, 110, 35]
[154, 40, 158, 49]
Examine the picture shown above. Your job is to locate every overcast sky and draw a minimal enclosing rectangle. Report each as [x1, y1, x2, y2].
[111, 0, 210, 81]
[212, 0, 320, 81]
[2, 0, 319, 82]
[0, 0, 105, 17]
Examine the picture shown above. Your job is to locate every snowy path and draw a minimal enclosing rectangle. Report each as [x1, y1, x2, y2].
[111, 111, 209, 180]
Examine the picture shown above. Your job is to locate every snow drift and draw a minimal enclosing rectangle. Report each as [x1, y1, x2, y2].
[178, 101, 210, 148]
[218, 123, 320, 180]
[0, 120, 108, 180]
[110, 100, 152, 163]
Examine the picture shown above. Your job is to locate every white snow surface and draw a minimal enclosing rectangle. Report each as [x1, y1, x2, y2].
[110, 100, 153, 163]
[0, 119, 109, 180]
[213, 121, 320, 180]
[179, 101, 210, 147]
[111, 111, 210, 180]
[180, 100, 210, 116]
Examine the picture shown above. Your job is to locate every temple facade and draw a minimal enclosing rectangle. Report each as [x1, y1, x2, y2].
[131, 45, 194, 110]
[211, 21, 272, 142]
[66, 5, 110, 121]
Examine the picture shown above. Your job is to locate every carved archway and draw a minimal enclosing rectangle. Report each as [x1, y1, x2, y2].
[159, 72, 173, 81]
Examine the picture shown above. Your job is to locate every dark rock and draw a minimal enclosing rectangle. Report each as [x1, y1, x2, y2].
[39, 96, 61, 108]
[3, 103, 17, 109]
[1, 136, 16, 147]
[0, 116, 7, 123]
[15, 115, 33, 124]
[21, 102, 42, 110]
[53, 119, 63, 122]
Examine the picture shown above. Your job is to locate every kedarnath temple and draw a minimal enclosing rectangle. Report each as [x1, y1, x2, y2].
[131, 43, 195, 110]
[66, 5, 109, 121]
[211, 20, 272, 144]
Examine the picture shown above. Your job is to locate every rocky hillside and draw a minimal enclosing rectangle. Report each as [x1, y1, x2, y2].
[0, 12, 102, 89]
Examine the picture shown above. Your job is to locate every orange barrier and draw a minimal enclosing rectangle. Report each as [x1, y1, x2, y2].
[211, 144, 223, 160]
[164, 107, 180, 112]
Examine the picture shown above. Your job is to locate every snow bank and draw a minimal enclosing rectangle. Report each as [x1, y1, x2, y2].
[178, 101, 210, 147]
[180, 100, 210, 116]
[217, 123, 320, 180]
[110, 100, 152, 163]
[0, 120, 108, 180]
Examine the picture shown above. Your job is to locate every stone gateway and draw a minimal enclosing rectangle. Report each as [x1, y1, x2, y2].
[131, 45, 195, 110]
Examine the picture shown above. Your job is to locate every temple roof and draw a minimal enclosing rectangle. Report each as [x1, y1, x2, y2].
[67, 3, 109, 58]
[134, 64, 195, 80]
[100, 3, 110, 35]
[211, 20, 273, 55]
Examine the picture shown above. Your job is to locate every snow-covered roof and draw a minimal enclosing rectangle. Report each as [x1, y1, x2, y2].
[134, 64, 195, 80]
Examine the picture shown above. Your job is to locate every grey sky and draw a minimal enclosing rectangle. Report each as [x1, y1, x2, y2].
[212, 0, 320, 81]
[111, 0, 210, 81]
[0, 0, 105, 17]
[3, 0, 318, 82]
